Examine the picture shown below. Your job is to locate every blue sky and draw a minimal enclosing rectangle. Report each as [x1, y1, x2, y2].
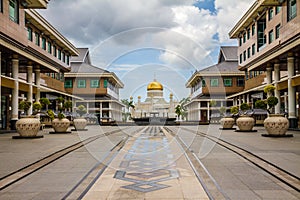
[39, 0, 254, 102]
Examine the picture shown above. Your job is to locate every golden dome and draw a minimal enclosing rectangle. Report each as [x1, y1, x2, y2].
[147, 80, 163, 91]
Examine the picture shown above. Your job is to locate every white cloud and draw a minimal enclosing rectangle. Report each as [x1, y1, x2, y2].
[39, 0, 255, 99]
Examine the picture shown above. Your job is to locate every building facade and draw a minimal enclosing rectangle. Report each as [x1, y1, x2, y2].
[0, 0, 79, 130]
[65, 48, 124, 122]
[185, 46, 245, 122]
[228, 0, 300, 128]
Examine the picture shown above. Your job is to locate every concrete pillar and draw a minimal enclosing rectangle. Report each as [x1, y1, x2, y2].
[27, 65, 33, 115]
[0, 52, 1, 124]
[284, 92, 288, 113]
[86, 102, 89, 114]
[243, 95, 246, 104]
[246, 94, 250, 104]
[287, 56, 297, 128]
[207, 101, 210, 122]
[274, 63, 281, 114]
[239, 96, 242, 106]
[11, 57, 19, 129]
[266, 67, 273, 84]
[35, 69, 41, 102]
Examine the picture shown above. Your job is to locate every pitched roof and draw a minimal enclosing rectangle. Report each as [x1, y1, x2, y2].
[70, 48, 91, 64]
[69, 63, 109, 73]
[218, 46, 238, 63]
[198, 61, 241, 74]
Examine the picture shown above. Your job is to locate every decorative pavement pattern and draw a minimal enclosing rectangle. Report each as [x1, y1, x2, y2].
[113, 127, 179, 193]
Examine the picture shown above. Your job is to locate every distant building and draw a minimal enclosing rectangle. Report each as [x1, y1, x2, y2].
[228, 0, 300, 128]
[131, 79, 178, 119]
[66, 48, 124, 122]
[0, 0, 79, 130]
[185, 46, 244, 122]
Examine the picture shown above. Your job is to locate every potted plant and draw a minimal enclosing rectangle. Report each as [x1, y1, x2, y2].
[263, 85, 289, 136]
[236, 103, 255, 131]
[73, 104, 88, 130]
[51, 97, 70, 133]
[219, 106, 235, 129]
[15, 100, 41, 137]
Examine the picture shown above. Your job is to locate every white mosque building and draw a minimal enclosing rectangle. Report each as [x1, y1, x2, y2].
[130, 79, 178, 119]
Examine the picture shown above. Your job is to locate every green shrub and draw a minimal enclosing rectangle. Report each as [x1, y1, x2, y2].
[240, 103, 250, 111]
[33, 102, 42, 111]
[255, 100, 267, 109]
[58, 112, 65, 120]
[264, 84, 276, 94]
[39, 97, 50, 108]
[230, 106, 239, 114]
[19, 101, 31, 115]
[47, 110, 55, 120]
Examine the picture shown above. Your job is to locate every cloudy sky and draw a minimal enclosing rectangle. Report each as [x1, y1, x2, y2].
[39, 0, 254, 102]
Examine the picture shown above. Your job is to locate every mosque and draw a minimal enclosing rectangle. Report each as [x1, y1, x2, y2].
[130, 79, 178, 124]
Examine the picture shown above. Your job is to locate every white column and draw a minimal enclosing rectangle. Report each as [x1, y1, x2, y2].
[198, 102, 201, 121]
[284, 92, 288, 113]
[274, 63, 281, 114]
[35, 69, 41, 102]
[86, 102, 89, 114]
[243, 95, 246, 104]
[239, 96, 242, 106]
[266, 67, 272, 84]
[27, 65, 33, 115]
[0, 52, 1, 124]
[207, 101, 210, 122]
[12, 57, 19, 123]
[287, 56, 296, 127]
[246, 94, 250, 104]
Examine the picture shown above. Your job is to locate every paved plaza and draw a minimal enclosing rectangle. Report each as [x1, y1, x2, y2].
[0, 125, 299, 200]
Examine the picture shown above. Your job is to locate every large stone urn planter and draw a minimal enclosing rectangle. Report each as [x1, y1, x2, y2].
[52, 118, 70, 132]
[73, 118, 87, 130]
[220, 117, 235, 129]
[264, 114, 289, 136]
[236, 115, 255, 131]
[16, 117, 41, 137]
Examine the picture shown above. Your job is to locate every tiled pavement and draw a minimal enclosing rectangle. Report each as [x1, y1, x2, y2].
[83, 128, 209, 199]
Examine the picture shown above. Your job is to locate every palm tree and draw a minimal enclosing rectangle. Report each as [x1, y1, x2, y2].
[175, 97, 190, 121]
[121, 99, 135, 122]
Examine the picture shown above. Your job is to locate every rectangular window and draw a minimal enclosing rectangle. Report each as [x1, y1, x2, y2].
[210, 78, 219, 87]
[27, 27, 32, 41]
[48, 42, 52, 54]
[90, 80, 100, 88]
[9, 0, 19, 23]
[35, 32, 40, 46]
[104, 79, 108, 88]
[275, 24, 280, 39]
[53, 46, 57, 57]
[247, 47, 251, 58]
[252, 43, 256, 55]
[58, 49, 61, 60]
[223, 78, 232, 87]
[243, 51, 246, 61]
[247, 29, 250, 39]
[239, 37, 242, 46]
[77, 80, 86, 88]
[268, 8, 274, 20]
[257, 17, 266, 51]
[42, 37, 46, 50]
[239, 54, 242, 64]
[288, 0, 297, 21]
[237, 78, 245, 87]
[0, 0, 2, 12]
[243, 33, 246, 43]
[269, 30, 274, 44]
[202, 79, 206, 87]
[276, 6, 281, 14]
[62, 52, 65, 63]
[252, 24, 255, 36]
[66, 55, 70, 65]
[64, 79, 73, 88]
